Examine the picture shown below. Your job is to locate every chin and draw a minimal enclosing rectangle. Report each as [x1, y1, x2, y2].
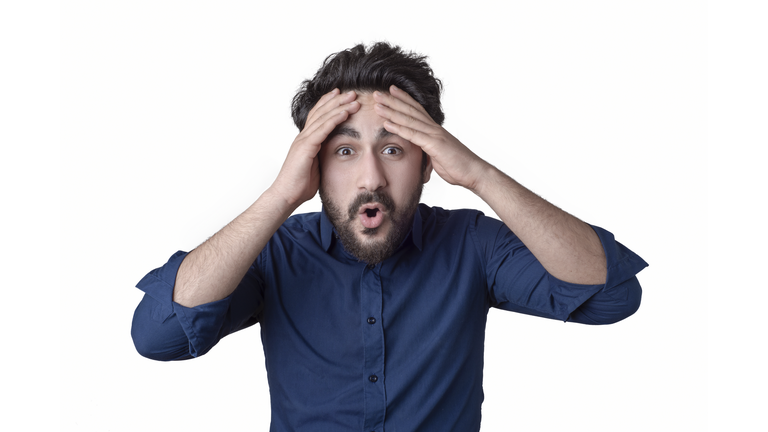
[360, 221, 387, 237]
[320, 185, 421, 265]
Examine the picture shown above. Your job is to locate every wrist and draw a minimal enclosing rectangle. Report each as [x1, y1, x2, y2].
[261, 186, 303, 218]
[467, 161, 500, 197]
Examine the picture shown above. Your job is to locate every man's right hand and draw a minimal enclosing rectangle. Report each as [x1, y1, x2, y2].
[172, 89, 359, 307]
[270, 89, 360, 207]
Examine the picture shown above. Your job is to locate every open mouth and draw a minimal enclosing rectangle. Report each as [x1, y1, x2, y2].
[359, 204, 384, 229]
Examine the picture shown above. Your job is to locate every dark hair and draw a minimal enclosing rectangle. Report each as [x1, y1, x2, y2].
[291, 42, 444, 131]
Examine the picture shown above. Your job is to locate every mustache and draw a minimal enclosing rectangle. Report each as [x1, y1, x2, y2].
[346, 191, 396, 221]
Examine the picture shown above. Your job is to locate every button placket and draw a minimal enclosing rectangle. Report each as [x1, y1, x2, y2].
[361, 263, 386, 431]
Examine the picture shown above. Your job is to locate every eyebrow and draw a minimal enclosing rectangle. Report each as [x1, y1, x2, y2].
[327, 126, 395, 141]
[376, 128, 395, 140]
[328, 126, 360, 140]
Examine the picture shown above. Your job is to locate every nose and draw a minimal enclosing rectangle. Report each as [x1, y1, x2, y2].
[357, 150, 387, 192]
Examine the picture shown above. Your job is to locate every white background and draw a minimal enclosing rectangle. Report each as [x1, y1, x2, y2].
[2, 0, 765, 431]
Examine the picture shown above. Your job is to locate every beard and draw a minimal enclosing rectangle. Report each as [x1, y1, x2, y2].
[320, 184, 423, 265]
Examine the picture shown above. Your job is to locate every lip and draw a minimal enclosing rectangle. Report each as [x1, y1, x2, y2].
[358, 203, 386, 215]
[357, 202, 386, 229]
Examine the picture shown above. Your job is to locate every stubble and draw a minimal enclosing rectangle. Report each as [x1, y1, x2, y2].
[320, 185, 423, 265]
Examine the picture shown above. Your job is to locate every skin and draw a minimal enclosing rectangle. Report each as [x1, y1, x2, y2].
[174, 89, 362, 306]
[374, 85, 606, 286]
[318, 93, 431, 260]
[173, 86, 606, 308]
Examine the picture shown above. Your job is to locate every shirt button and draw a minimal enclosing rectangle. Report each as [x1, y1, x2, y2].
[368, 375, 378, 383]
[367, 317, 376, 324]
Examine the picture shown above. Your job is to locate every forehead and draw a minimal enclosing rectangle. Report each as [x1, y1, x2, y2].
[327, 92, 397, 141]
[344, 92, 378, 124]
[351, 92, 377, 107]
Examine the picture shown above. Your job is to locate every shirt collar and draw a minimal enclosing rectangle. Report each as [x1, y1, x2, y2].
[320, 204, 424, 252]
[320, 207, 335, 251]
[411, 204, 424, 251]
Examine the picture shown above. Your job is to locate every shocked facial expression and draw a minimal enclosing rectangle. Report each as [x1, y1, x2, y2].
[319, 92, 431, 264]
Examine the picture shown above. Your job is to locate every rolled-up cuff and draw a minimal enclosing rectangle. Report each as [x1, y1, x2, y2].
[134, 250, 235, 357]
[135, 251, 188, 322]
[591, 225, 649, 292]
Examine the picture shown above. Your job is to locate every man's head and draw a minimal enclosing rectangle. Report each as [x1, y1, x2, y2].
[293, 43, 443, 264]
[291, 42, 444, 131]
[318, 92, 431, 264]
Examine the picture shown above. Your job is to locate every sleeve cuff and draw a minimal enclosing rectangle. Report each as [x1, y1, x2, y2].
[134, 250, 236, 357]
[557, 225, 649, 324]
[172, 294, 234, 357]
[135, 250, 188, 323]
[591, 225, 649, 292]
[539, 226, 648, 323]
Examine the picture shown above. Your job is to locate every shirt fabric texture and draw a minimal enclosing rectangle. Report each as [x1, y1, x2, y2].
[132, 204, 647, 431]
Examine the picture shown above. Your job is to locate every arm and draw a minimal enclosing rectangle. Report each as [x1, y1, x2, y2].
[473, 213, 646, 324]
[373, 86, 606, 285]
[472, 169, 607, 285]
[174, 89, 361, 307]
[132, 90, 362, 359]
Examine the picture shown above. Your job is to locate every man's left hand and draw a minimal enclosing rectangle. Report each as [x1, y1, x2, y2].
[374, 85, 490, 193]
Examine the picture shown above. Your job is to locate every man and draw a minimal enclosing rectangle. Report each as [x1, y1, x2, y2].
[132, 42, 647, 431]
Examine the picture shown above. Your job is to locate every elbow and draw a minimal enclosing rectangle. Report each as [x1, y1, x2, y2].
[569, 276, 643, 325]
[601, 281, 642, 324]
[131, 296, 194, 361]
[131, 323, 190, 361]
[620, 278, 642, 322]
[131, 332, 165, 361]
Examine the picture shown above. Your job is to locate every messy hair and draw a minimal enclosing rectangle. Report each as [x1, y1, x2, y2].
[291, 42, 444, 131]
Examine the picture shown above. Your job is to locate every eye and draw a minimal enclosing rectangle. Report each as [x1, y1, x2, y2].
[336, 147, 354, 156]
[382, 146, 402, 156]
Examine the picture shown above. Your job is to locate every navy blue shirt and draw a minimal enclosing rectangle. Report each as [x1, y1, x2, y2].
[132, 204, 647, 431]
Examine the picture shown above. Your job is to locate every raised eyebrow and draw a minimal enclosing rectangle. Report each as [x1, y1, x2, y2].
[327, 126, 360, 140]
[376, 128, 395, 141]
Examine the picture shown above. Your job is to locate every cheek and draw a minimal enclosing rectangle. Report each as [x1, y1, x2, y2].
[319, 163, 350, 198]
[397, 153, 425, 184]
[388, 164, 423, 201]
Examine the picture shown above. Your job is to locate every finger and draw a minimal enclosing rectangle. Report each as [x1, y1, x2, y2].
[372, 89, 432, 125]
[305, 88, 338, 121]
[316, 88, 339, 107]
[304, 109, 352, 148]
[382, 85, 432, 120]
[382, 120, 432, 150]
[303, 99, 360, 138]
[306, 90, 357, 129]
[374, 102, 436, 137]
[288, 109, 352, 162]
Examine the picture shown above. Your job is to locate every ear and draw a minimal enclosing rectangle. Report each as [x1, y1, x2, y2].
[422, 154, 433, 184]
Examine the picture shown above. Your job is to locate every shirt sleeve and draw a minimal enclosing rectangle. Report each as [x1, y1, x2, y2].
[130, 251, 265, 360]
[471, 213, 648, 324]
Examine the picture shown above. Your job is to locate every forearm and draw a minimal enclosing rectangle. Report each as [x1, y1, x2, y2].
[473, 166, 607, 285]
[173, 188, 297, 307]
[371, 87, 608, 285]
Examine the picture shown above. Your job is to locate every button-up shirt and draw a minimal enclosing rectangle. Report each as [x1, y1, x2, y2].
[131, 204, 647, 431]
